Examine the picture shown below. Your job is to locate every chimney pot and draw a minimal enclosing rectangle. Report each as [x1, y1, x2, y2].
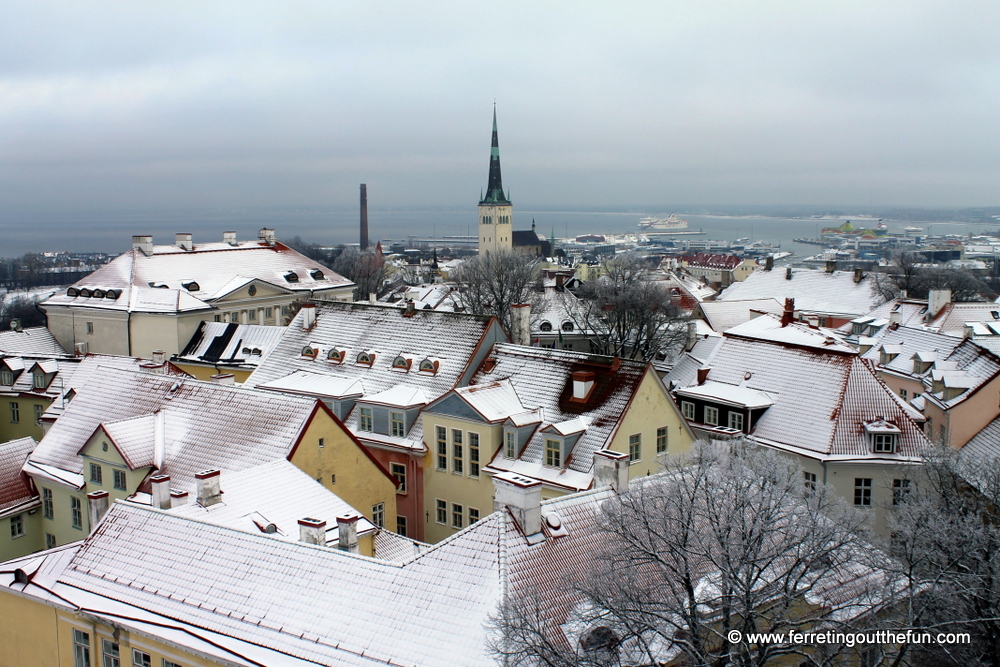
[928, 289, 952, 320]
[889, 311, 901, 325]
[493, 471, 542, 536]
[195, 469, 222, 507]
[764, 255, 774, 271]
[685, 320, 698, 351]
[152, 350, 165, 364]
[853, 267, 864, 283]
[369, 292, 377, 303]
[593, 449, 630, 493]
[87, 490, 110, 531]
[298, 517, 327, 546]
[780, 297, 795, 327]
[785, 267, 793, 280]
[150, 474, 171, 510]
[336, 514, 360, 553]
[169, 490, 189, 507]
[825, 260, 836, 273]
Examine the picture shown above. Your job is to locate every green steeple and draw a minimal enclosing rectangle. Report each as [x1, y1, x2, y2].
[480, 105, 510, 206]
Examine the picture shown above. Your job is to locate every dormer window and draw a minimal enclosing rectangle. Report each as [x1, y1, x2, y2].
[561, 321, 574, 332]
[92, 288, 105, 298]
[539, 321, 553, 332]
[418, 358, 439, 374]
[356, 352, 375, 366]
[182, 281, 200, 292]
[66, 287, 80, 297]
[284, 271, 299, 283]
[0, 369, 12, 386]
[545, 438, 561, 467]
[79, 288, 92, 297]
[310, 269, 324, 280]
[704, 406, 719, 426]
[301, 345, 318, 358]
[33, 372, 48, 389]
[392, 355, 412, 371]
[327, 348, 344, 363]
[872, 433, 897, 453]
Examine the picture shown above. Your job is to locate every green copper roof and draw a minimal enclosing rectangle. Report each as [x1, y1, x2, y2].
[480, 106, 510, 206]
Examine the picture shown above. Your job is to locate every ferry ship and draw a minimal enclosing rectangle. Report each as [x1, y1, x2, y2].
[638, 213, 688, 231]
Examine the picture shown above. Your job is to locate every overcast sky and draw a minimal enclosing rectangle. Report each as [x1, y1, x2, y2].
[3, 0, 1000, 223]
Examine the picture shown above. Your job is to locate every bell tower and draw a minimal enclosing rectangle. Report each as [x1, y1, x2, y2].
[478, 105, 513, 254]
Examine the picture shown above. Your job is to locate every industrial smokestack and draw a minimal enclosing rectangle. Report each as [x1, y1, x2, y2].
[360, 183, 369, 250]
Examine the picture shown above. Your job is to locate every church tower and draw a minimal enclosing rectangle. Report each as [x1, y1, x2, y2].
[478, 106, 513, 254]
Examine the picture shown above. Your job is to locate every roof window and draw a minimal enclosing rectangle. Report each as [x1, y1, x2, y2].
[66, 287, 79, 297]
[561, 321, 574, 332]
[251, 348, 262, 356]
[418, 358, 439, 374]
[301, 345, 318, 359]
[79, 288, 92, 297]
[392, 355, 412, 371]
[310, 269, 324, 280]
[0, 369, 13, 386]
[92, 288, 105, 298]
[356, 351, 375, 366]
[327, 348, 345, 363]
[105, 289, 121, 300]
[148, 282, 169, 289]
[864, 418, 901, 454]
[182, 281, 200, 291]
[284, 272, 300, 283]
[540, 321, 553, 332]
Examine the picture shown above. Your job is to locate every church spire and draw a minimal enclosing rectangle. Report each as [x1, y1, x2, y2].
[480, 105, 510, 205]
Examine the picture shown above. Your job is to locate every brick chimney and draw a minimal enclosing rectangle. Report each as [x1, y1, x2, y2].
[593, 449, 630, 493]
[510, 304, 531, 346]
[298, 517, 327, 546]
[337, 514, 360, 553]
[150, 474, 171, 510]
[87, 490, 109, 531]
[493, 471, 542, 536]
[780, 297, 795, 327]
[785, 267, 793, 280]
[853, 267, 864, 283]
[764, 255, 774, 271]
[195, 469, 222, 507]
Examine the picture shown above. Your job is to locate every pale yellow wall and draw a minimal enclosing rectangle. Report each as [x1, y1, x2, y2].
[825, 460, 923, 535]
[46, 307, 130, 356]
[289, 409, 397, 549]
[171, 362, 253, 383]
[129, 313, 185, 358]
[875, 372, 925, 405]
[80, 432, 154, 507]
[478, 203, 513, 254]
[0, 588, 61, 666]
[0, 396, 51, 442]
[606, 369, 696, 479]
[0, 507, 42, 562]
[420, 414, 497, 544]
[30, 480, 88, 547]
[940, 376, 1000, 449]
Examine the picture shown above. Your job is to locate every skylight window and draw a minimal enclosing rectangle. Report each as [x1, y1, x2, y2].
[79, 288, 92, 297]
[66, 287, 79, 297]
[92, 288, 105, 298]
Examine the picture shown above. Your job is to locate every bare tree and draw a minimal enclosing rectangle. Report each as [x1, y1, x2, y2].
[451, 250, 540, 332]
[873, 251, 991, 302]
[491, 442, 893, 667]
[881, 445, 1000, 667]
[568, 256, 685, 361]
[332, 247, 390, 301]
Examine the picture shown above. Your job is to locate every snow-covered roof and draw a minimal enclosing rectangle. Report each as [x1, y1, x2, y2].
[929, 302, 1000, 336]
[695, 298, 784, 333]
[918, 338, 1000, 410]
[27, 366, 334, 492]
[0, 355, 79, 401]
[532, 287, 583, 336]
[453, 380, 526, 422]
[958, 415, 1000, 495]
[725, 314, 856, 354]
[164, 459, 377, 545]
[255, 370, 365, 400]
[476, 344, 651, 490]
[363, 385, 428, 408]
[860, 326, 963, 379]
[96, 414, 156, 470]
[42, 238, 353, 314]
[665, 320, 929, 459]
[836, 299, 930, 337]
[174, 321, 285, 369]
[675, 381, 775, 409]
[0, 437, 36, 515]
[0, 327, 67, 357]
[245, 302, 499, 401]
[718, 268, 881, 318]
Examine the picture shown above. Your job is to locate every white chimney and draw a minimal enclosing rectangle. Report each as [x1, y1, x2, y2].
[210, 373, 235, 385]
[139, 362, 167, 375]
[223, 231, 237, 245]
[195, 469, 222, 507]
[889, 311, 901, 325]
[258, 228, 276, 246]
[298, 517, 327, 546]
[150, 474, 171, 510]
[510, 303, 531, 346]
[169, 489, 189, 508]
[369, 292, 377, 303]
[301, 303, 317, 330]
[571, 371, 596, 401]
[74, 342, 89, 356]
[87, 490, 109, 531]
[493, 471, 542, 536]
[154, 410, 165, 470]
[928, 289, 952, 319]
[175, 233, 193, 251]
[152, 350, 166, 364]
[593, 449, 630, 493]
[337, 514, 360, 553]
[132, 235, 153, 256]
[685, 320, 698, 351]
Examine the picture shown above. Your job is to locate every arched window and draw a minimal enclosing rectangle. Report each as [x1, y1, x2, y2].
[327, 348, 343, 362]
[310, 269, 324, 280]
[392, 355, 411, 370]
[301, 346, 317, 358]
[419, 359, 438, 373]
[561, 321, 574, 332]
[357, 352, 374, 365]
[539, 321, 553, 332]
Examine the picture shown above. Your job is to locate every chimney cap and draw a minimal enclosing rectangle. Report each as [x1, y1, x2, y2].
[494, 470, 542, 490]
[298, 517, 327, 528]
[150, 474, 170, 483]
[194, 469, 221, 480]
[336, 514, 361, 525]
[87, 490, 109, 500]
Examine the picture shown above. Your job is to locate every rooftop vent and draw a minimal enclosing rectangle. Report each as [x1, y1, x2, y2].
[181, 281, 200, 291]
[298, 517, 326, 546]
[301, 302, 316, 330]
[570, 371, 596, 402]
[175, 233, 193, 251]
[132, 235, 153, 256]
[223, 231, 237, 246]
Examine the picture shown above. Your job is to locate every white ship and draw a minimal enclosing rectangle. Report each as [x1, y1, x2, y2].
[638, 213, 688, 230]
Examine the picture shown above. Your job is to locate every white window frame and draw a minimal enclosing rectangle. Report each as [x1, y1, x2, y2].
[372, 502, 385, 528]
[545, 438, 561, 467]
[468, 432, 480, 477]
[681, 401, 694, 420]
[452, 503, 463, 529]
[728, 412, 744, 431]
[872, 433, 897, 453]
[628, 434, 641, 463]
[436, 499, 447, 524]
[391, 462, 407, 494]
[132, 649, 152, 667]
[704, 406, 719, 426]
[505, 430, 517, 459]
[390, 411, 405, 437]
[102, 638, 120, 667]
[656, 426, 668, 453]
[10, 513, 24, 539]
[854, 478, 872, 507]
[359, 407, 373, 432]
[436, 426, 448, 470]
[73, 629, 90, 667]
